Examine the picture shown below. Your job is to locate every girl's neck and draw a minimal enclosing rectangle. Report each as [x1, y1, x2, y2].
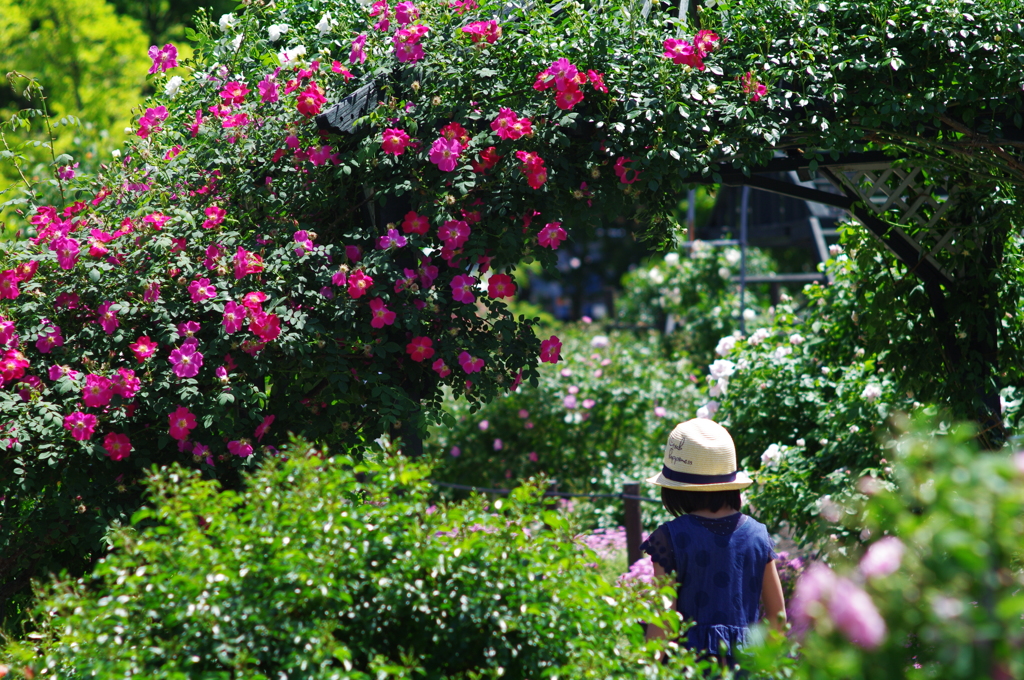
[689, 508, 741, 519]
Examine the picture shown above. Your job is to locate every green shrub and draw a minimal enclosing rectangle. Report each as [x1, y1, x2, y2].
[429, 325, 701, 526]
[741, 415, 1024, 680]
[1, 439, 715, 679]
[616, 244, 774, 368]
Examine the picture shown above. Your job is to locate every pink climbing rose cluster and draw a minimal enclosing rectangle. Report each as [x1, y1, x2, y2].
[533, 58, 608, 111]
[662, 30, 719, 70]
[461, 20, 501, 44]
[741, 71, 768, 102]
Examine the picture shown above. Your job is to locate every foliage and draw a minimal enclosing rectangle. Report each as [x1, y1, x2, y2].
[616, 241, 774, 367]
[107, 0, 238, 44]
[1, 439, 717, 680]
[713, 238, 911, 545]
[0, 0, 152, 224]
[741, 415, 1024, 680]
[715, 226, 1023, 545]
[429, 324, 702, 527]
[1, 0, 1022, 620]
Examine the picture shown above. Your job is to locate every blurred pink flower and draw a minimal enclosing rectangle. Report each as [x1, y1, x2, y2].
[255, 415, 276, 442]
[791, 562, 886, 649]
[528, 451, 538, 462]
[450, 446, 461, 457]
[654, 406, 667, 418]
[830, 577, 887, 649]
[478, 420, 489, 431]
[620, 555, 655, 584]
[859, 537, 905, 579]
[493, 438, 503, 451]
[228, 440, 254, 457]
[518, 409, 529, 419]
[539, 335, 561, 363]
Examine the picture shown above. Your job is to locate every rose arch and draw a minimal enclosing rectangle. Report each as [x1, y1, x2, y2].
[1, 0, 1021, 600]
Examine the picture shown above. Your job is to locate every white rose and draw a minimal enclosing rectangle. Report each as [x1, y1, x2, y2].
[219, 13, 237, 32]
[789, 333, 804, 345]
[316, 13, 333, 35]
[268, 24, 290, 42]
[742, 308, 756, 321]
[664, 252, 680, 266]
[760, 444, 781, 467]
[748, 328, 771, 346]
[772, 346, 792, 360]
[278, 44, 307, 66]
[829, 244, 842, 256]
[696, 400, 719, 419]
[164, 75, 184, 98]
[715, 335, 737, 356]
[590, 335, 610, 349]
[861, 384, 883, 402]
[724, 248, 741, 265]
[708, 359, 736, 379]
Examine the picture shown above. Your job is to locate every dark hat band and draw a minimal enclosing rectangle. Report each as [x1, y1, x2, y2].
[661, 466, 738, 485]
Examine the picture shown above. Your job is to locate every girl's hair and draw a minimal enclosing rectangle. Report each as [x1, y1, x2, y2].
[661, 487, 742, 517]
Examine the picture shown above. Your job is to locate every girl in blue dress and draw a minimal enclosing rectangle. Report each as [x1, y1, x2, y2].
[641, 418, 786, 666]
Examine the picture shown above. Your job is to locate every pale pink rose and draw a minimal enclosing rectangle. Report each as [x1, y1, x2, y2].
[829, 577, 887, 649]
[859, 536, 905, 579]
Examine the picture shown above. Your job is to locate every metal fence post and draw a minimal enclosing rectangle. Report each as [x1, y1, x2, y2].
[623, 481, 642, 569]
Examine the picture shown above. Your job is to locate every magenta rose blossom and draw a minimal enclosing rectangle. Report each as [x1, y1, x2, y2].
[169, 341, 204, 379]
[429, 137, 462, 172]
[82, 374, 114, 408]
[381, 128, 412, 156]
[63, 411, 98, 441]
[228, 440, 254, 457]
[148, 43, 178, 74]
[539, 335, 562, 363]
[168, 405, 197, 441]
[222, 300, 246, 334]
[103, 432, 133, 461]
[450, 275, 477, 304]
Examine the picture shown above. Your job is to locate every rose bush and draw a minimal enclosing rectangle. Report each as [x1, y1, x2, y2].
[616, 241, 775, 367]
[429, 323, 702, 527]
[740, 416, 1024, 680]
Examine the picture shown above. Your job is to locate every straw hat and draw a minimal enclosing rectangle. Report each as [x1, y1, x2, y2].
[646, 419, 753, 491]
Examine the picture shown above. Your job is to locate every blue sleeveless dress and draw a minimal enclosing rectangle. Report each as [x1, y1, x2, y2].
[640, 513, 776, 656]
